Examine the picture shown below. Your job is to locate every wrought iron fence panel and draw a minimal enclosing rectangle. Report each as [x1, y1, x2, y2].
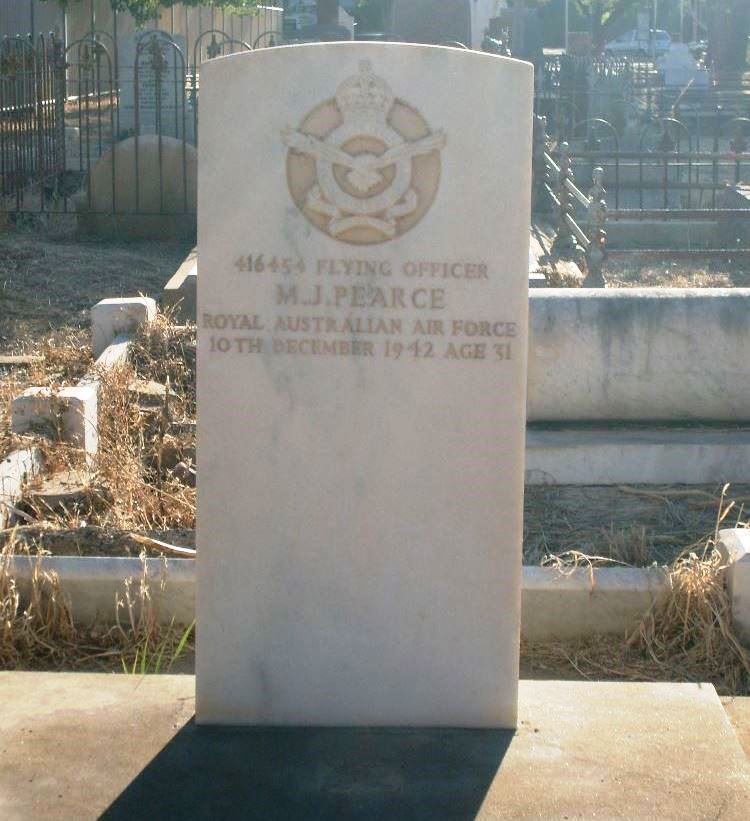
[64, 32, 117, 213]
[0, 33, 65, 213]
[0, 0, 284, 218]
[540, 113, 750, 218]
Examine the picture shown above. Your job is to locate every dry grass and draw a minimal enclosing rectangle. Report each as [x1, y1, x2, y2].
[129, 310, 196, 417]
[92, 313, 196, 530]
[524, 490, 750, 696]
[522, 543, 750, 696]
[603, 255, 750, 288]
[6, 313, 198, 533]
[524, 483, 750, 566]
[92, 359, 196, 530]
[0, 533, 75, 669]
[0, 531, 194, 672]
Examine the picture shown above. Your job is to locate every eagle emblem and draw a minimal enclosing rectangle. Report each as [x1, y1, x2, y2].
[283, 61, 446, 245]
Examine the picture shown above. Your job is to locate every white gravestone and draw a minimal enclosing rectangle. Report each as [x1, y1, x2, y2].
[196, 43, 532, 728]
[117, 31, 194, 141]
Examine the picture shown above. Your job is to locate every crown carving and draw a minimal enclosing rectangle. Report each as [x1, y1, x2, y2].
[335, 61, 394, 119]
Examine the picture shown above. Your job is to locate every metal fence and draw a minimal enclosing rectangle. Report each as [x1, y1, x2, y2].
[536, 55, 750, 145]
[0, 33, 65, 212]
[535, 114, 750, 265]
[2, 27, 749, 225]
[558, 113, 750, 213]
[0, 6, 284, 222]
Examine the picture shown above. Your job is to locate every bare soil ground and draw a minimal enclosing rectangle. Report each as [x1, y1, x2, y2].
[0, 227, 190, 348]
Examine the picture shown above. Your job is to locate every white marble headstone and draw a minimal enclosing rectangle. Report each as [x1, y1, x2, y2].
[196, 43, 532, 728]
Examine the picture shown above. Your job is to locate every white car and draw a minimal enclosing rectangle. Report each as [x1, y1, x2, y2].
[605, 29, 672, 57]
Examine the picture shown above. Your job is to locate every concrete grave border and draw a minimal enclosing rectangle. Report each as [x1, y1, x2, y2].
[4, 532, 749, 644]
[2, 299, 156, 528]
[9, 299, 155, 463]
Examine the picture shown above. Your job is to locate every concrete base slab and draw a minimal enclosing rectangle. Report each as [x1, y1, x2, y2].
[526, 425, 750, 485]
[0, 674, 748, 820]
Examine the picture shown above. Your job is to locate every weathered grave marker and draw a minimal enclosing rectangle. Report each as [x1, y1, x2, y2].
[197, 43, 532, 727]
[117, 31, 193, 141]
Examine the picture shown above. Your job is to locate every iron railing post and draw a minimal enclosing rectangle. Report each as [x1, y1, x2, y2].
[583, 166, 608, 287]
[532, 114, 550, 212]
[551, 141, 582, 260]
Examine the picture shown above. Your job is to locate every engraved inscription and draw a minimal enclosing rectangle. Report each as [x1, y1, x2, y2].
[204, 251, 520, 363]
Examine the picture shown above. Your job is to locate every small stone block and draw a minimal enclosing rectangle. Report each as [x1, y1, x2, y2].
[719, 528, 750, 645]
[11, 385, 98, 457]
[91, 297, 156, 358]
[93, 334, 131, 371]
[0, 448, 44, 528]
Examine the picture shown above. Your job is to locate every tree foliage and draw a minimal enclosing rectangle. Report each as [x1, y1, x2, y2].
[44, 1, 263, 28]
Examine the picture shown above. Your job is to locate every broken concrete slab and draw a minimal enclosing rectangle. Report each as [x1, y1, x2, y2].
[0, 675, 747, 820]
[91, 297, 156, 358]
[0, 447, 44, 528]
[89, 334, 132, 374]
[128, 379, 178, 409]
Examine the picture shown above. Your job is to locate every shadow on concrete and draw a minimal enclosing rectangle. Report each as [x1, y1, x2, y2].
[100, 719, 513, 820]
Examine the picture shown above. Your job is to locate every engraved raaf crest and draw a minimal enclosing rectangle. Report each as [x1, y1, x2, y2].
[283, 61, 446, 245]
